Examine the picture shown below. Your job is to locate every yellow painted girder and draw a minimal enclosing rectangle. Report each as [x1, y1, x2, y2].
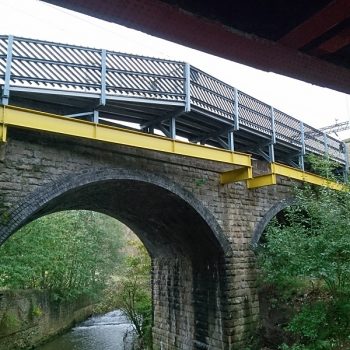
[0, 125, 7, 143]
[220, 166, 252, 184]
[220, 161, 344, 190]
[244, 162, 344, 190]
[271, 163, 345, 191]
[0, 105, 252, 167]
[0, 107, 6, 143]
[247, 173, 277, 189]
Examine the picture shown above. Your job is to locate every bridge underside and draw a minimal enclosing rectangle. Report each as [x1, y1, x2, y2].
[33, 178, 227, 348]
[9, 88, 306, 167]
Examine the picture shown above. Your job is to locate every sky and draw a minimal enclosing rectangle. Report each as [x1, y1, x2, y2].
[1, 0, 350, 139]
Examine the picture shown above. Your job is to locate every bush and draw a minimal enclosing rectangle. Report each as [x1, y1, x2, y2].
[0, 211, 124, 301]
[258, 157, 350, 349]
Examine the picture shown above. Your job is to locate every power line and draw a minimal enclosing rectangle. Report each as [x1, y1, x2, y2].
[320, 121, 350, 134]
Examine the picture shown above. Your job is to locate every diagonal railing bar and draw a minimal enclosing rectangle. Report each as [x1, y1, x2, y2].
[0, 35, 347, 168]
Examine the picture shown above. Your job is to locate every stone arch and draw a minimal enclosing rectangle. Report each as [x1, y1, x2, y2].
[251, 197, 295, 248]
[0, 167, 230, 254]
[0, 167, 231, 349]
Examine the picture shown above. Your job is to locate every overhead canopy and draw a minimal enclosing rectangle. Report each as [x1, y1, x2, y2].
[43, 0, 350, 94]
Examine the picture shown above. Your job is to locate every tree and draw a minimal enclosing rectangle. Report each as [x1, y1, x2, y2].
[118, 242, 152, 348]
[0, 210, 153, 347]
[258, 162, 350, 350]
[0, 211, 124, 301]
[101, 239, 152, 349]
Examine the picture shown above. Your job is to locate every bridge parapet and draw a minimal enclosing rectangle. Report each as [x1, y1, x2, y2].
[0, 35, 347, 175]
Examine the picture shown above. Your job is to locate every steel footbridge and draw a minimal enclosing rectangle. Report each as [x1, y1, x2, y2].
[0, 35, 347, 189]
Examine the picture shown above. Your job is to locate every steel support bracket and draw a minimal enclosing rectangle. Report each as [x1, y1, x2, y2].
[217, 137, 229, 149]
[190, 126, 235, 145]
[220, 166, 252, 184]
[255, 143, 274, 163]
[65, 111, 94, 119]
[247, 173, 277, 189]
[0, 125, 7, 143]
[140, 107, 185, 130]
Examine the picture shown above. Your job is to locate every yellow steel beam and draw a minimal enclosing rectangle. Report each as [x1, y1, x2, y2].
[247, 173, 277, 189]
[271, 163, 345, 191]
[220, 166, 252, 185]
[0, 125, 7, 143]
[0, 105, 252, 167]
[1, 105, 344, 190]
[243, 162, 344, 190]
[0, 107, 6, 143]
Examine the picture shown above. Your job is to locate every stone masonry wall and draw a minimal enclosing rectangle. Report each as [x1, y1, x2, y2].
[0, 289, 93, 350]
[0, 128, 292, 349]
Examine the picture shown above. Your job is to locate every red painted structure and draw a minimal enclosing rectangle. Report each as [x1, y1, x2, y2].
[44, 0, 350, 94]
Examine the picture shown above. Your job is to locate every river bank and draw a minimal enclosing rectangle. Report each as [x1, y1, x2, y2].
[0, 289, 94, 350]
[36, 310, 133, 350]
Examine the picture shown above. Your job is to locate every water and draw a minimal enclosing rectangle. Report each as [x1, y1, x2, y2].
[36, 310, 134, 350]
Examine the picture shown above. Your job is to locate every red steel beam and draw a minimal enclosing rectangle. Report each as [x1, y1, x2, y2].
[279, 0, 350, 49]
[315, 27, 350, 54]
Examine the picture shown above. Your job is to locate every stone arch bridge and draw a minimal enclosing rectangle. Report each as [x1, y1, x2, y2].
[0, 36, 345, 349]
[0, 128, 292, 349]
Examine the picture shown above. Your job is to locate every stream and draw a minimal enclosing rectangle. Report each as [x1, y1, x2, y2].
[35, 310, 134, 350]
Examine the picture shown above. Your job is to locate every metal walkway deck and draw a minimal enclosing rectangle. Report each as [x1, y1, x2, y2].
[0, 35, 347, 173]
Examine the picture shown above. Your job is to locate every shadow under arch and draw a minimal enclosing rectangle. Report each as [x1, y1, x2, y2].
[251, 197, 295, 249]
[0, 167, 231, 349]
[0, 167, 230, 256]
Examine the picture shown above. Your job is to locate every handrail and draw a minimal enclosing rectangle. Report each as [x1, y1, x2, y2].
[0, 35, 347, 170]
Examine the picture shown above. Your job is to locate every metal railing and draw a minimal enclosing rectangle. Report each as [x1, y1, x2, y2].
[0, 35, 347, 169]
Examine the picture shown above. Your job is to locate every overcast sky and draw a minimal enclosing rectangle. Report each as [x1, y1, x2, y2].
[1, 0, 350, 139]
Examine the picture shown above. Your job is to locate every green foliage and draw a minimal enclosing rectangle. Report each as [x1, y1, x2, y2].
[305, 154, 340, 180]
[259, 184, 350, 295]
[282, 299, 350, 350]
[195, 178, 206, 187]
[119, 242, 152, 348]
[0, 210, 153, 347]
[100, 240, 152, 349]
[0, 210, 10, 225]
[258, 156, 350, 349]
[0, 311, 20, 332]
[0, 211, 124, 301]
[31, 304, 43, 318]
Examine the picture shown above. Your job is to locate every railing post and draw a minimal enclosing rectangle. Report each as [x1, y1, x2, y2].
[184, 63, 191, 113]
[93, 110, 99, 123]
[228, 88, 240, 152]
[100, 49, 107, 106]
[1, 35, 14, 105]
[233, 87, 239, 131]
[228, 131, 234, 151]
[269, 106, 276, 162]
[299, 121, 305, 170]
[170, 116, 176, 139]
[323, 132, 328, 157]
